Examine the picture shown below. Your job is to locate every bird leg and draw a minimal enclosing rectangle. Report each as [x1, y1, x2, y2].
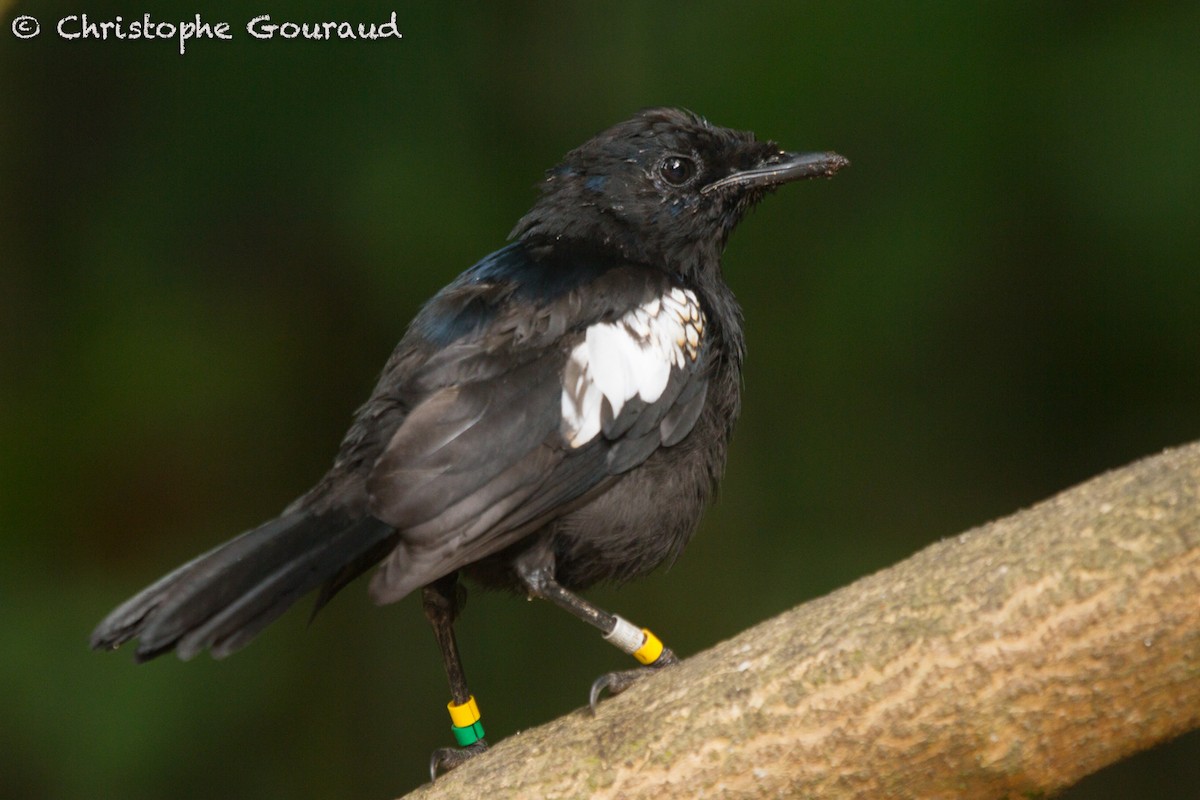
[422, 574, 488, 780]
[513, 549, 679, 713]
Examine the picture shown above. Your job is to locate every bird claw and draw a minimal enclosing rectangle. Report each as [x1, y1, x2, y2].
[588, 648, 679, 713]
[429, 740, 489, 782]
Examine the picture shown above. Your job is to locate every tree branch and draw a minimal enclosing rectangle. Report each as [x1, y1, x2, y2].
[401, 442, 1200, 799]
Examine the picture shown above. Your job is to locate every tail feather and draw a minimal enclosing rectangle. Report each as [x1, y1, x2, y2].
[177, 517, 398, 659]
[91, 512, 396, 662]
[88, 525, 272, 654]
[310, 533, 402, 620]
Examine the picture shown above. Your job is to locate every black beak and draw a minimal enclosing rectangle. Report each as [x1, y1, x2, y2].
[701, 150, 849, 195]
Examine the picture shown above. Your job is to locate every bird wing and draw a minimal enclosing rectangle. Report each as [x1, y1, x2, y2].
[363, 245, 710, 602]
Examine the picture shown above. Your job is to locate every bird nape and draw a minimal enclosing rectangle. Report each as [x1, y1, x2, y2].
[91, 107, 848, 779]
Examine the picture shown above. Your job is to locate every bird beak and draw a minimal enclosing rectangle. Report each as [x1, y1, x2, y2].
[701, 150, 849, 195]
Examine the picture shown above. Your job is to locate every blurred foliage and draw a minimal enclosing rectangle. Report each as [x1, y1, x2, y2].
[2, 0, 1199, 798]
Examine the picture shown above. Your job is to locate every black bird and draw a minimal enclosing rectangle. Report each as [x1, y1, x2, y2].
[91, 108, 847, 775]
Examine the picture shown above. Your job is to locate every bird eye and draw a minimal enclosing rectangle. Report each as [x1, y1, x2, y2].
[658, 155, 697, 186]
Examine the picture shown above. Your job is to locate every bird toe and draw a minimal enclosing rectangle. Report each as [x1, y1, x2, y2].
[429, 740, 490, 782]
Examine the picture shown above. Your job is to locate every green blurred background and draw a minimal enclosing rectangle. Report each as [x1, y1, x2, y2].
[3, 1, 1198, 798]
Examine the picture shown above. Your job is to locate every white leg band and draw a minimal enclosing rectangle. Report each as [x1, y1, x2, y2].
[603, 615, 646, 655]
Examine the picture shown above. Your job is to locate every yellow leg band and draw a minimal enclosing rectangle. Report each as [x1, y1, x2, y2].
[633, 628, 664, 665]
[447, 695, 481, 728]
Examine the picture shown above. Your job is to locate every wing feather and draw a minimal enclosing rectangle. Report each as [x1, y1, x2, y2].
[362, 248, 712, 602]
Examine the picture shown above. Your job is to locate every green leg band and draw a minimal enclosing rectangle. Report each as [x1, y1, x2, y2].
[452, 720, 486, 746]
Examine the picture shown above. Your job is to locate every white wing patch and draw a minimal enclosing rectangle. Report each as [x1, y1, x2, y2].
[561, 287, 705, 448]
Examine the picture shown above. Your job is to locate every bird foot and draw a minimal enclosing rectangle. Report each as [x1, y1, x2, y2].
[429, 740, 489, 782]
[588, 648, 679, 712]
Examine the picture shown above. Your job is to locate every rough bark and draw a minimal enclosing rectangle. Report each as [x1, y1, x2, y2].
[401, 442, 1200, 799]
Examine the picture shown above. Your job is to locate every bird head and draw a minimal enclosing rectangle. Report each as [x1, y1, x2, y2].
[511, 107, 848, 275]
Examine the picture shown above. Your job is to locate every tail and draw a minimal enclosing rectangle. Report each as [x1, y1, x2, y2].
[90, 512, 398, 661]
